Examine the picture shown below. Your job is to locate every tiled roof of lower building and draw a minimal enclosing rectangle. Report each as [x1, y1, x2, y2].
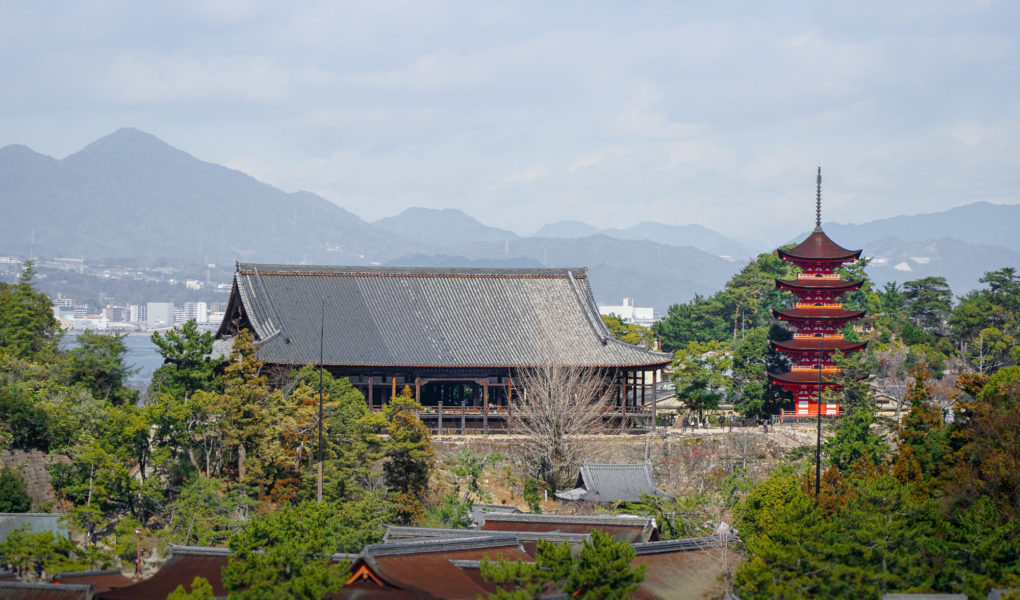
[555, 462, 667, 504]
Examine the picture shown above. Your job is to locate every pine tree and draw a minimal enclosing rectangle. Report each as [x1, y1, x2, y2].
[0, 466, 31, 512]
[481, 529, 645, 600]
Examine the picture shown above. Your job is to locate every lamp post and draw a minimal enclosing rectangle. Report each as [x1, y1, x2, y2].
[134, 527, 141, 581]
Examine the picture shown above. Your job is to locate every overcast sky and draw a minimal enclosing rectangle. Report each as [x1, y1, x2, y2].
[2, 1, 1018, 242]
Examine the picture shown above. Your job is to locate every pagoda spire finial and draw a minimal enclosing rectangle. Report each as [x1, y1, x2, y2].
[814, 166, 822, 231]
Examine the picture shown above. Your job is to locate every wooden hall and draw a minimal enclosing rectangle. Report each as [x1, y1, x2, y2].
[215, 263, 671, 432]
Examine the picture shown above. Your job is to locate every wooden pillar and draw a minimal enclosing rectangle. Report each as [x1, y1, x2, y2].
[461, 397, 466, 434]
[415, 378, 421, 405]
[641, 370, 647, 407]
[437, 401, 443, 436]
[367, 376, 373, 412]
[651, 370, 657, 433]
[621, 372, 628, 427]
[483, 381, 490, 435]
[392, 376, 396, 401]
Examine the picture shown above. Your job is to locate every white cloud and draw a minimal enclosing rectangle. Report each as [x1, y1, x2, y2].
[568, 148, 625, 173]
[607, 84, 705, 140]
[489, 165, 551, 190]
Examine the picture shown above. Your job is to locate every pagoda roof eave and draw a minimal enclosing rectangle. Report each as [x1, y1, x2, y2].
[770, 339, 868, 354]
[775, 279, 864, 292]
[772, 308, 867, 321]
[769, 371, 842, 387]
[777, 229, 862, 262]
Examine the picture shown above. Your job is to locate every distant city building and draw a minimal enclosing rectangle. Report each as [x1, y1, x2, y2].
[128, 304, 145, 324]
[102, 306, 125, 322]
[182, 301, 209, 323]
[72, 315, 108, 330]
[146, 302, 174, 328]
[598, 298, 655, 327]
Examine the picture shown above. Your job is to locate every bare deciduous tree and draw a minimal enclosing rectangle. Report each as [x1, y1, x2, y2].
[507, 363, 613, 491]
[875, 344, 911, 421]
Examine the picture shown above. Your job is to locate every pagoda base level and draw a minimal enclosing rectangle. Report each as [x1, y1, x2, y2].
[776, 409, 843, 424]
[777, 401, 842, 422]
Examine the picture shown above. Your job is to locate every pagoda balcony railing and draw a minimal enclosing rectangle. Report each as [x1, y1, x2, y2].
[797, 273, 842, 280]
[793, 333, 845, 340]
[790, 365, 841, 373]
[793, 302, 844, 309]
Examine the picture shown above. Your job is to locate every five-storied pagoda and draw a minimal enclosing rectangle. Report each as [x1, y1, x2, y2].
[769, 169, 867, 417]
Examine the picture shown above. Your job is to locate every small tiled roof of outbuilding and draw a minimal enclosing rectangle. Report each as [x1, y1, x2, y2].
[216, 264, 670, 369]
[555, 462, 667, 504]
[51, 570, 132, 594]
[777, 229, 862, 262]
[478, 512, 658, 543]
[0, 582, 94, 600]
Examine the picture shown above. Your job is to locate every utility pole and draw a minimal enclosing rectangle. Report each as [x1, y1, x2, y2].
[134, 527, 142, 581]
[317, 296, 325, 504]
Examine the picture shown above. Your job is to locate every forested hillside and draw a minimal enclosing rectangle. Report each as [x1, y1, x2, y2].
[644, 253, 1020, 598]
[3, 256, 1019, 598]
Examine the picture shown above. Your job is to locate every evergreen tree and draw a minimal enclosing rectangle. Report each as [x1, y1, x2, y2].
[150, 320, 219, 399]
[481, 529, 646, 600]
[381, 387, 435, 524]
[63, 331, 138, 406]
[0, 262, 62, 359]
[0, 466, 31, 512]
[222, 501, 352, 600]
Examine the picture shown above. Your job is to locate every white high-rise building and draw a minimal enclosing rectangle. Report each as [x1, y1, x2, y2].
[182, 301, 209, 323]
[598, 298, 655, 327]
[128, 304, 145, 324]
[146, 302, 174, 327]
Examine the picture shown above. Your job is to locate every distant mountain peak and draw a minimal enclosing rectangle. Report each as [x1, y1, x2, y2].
[533, 220, 599, 238]
[0, 143, 54, 162]
[374, 206, 519, 246]
[62, 127, 193, 167]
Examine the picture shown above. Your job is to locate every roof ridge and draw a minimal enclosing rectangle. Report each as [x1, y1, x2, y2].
[169, 544, 232, 556]
[363, 534, 520, 557]
[53, 568, 126, 577]
[632, 533, 739, 555]
[384, 526, 591, 543]
[481, 512, 653, 524]
[237, 263, 588, 278]
[0, 582, 94, 590]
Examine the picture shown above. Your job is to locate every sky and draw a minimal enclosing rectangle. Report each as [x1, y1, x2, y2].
[2, 1, 1019, 243]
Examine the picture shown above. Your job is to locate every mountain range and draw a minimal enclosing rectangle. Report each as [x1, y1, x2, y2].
[1, 128, 1018, 313]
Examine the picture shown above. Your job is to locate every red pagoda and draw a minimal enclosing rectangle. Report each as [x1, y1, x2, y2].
[770, 168, 867, 417]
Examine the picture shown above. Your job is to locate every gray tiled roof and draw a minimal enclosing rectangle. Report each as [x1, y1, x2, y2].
[632, 533, 739, 555]
[881, 591, 966, 595]
[555, 462, 666, 503]
[362, 535, 521, 557]
[218, 264, 670, 369]
[383, 525, 592, 546]
[0, 513, 68, 541]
